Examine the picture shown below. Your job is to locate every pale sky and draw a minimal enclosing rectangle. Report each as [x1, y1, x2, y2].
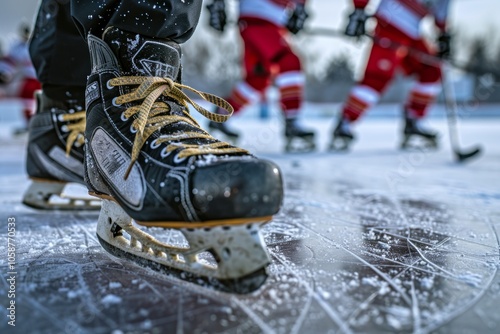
[0, 0, 497, 75]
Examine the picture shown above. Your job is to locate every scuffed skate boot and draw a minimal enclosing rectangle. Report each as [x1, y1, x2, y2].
[208, 119, 240, 144]
[23, 91, 100, 210]
[329, 115, 355, 151]
[401, 112, 439, 150]
[85, 28, 283, 293]
[284, 117, 315, 152]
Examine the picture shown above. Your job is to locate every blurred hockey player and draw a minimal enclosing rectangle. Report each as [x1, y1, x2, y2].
[330, 0, 451, 151]
[206, 0, 316, 152]
[0, 23, 41, 133]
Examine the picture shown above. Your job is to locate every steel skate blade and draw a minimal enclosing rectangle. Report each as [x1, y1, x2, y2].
[400, 135, 438, 151]
[97, 235, 268, 294]
[96, 199, 271, 293]
[22, 179, 101, 210]
[285, 136, 316, 153]
[328, 138, 352, 152]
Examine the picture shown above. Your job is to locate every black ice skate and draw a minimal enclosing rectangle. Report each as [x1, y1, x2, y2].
[23, 91, 100, 210]
[401, 116, 439, 150]
[329, 116, 355, 151]
[85, 28, 283, 293]
[208, 119, 240, 144]
[284, 117, 315, 152]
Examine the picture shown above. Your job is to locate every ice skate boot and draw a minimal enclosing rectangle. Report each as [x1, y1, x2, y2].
[23, 91, 100, 210]
[208, 119, 240, 144]
[86, 28, 283, 293]
[401, 116, 438, 150]
[284, 117, 316, 152]
[329, 116, 355, 151]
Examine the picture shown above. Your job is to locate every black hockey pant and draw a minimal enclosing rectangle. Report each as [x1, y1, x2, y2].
[29, 0, 203, 101]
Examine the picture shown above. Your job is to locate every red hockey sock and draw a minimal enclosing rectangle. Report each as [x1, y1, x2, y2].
[275, 71, 304, 118]
[225, 81, 262, 115]
[342, 85, 380, 122]
[406, 82, 441, 118]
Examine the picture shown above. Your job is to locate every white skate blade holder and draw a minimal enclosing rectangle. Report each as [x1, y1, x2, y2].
[23, 179, 101, 210]
[400, 134, 438, 150]
[285, 135, 316, 153]
[96, 199, 271, 284]
[329, 136, 353, 152]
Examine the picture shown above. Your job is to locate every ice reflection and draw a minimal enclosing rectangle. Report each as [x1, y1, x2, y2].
[261, 180, 499, 333]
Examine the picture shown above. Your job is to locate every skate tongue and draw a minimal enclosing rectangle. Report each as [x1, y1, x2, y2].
[103, 27, 181, 81]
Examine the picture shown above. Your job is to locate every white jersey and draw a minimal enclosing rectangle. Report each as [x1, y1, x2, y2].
[354, 0, 451, 38]
[239, 0, 305, 27]
[377, 0, 450, 38]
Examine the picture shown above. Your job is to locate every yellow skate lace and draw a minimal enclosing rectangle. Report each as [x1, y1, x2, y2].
[61, 111, 86, 155]
[108, 76, 248, 179]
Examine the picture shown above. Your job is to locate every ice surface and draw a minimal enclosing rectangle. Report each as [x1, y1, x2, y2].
[0, 101, 499, 333]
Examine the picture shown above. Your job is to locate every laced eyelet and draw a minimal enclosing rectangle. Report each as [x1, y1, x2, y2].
[57, 114, 65, 122]
[106, 80, 114, 90]
[120, 112, 128, 122]
[112, 97, 120, 107]
[160, 147, 171, 158]
[150, 139, 161, 149]
[173, 153, 187, 164]
[130, 124, 137, 134]
[61, 125, 69, 133]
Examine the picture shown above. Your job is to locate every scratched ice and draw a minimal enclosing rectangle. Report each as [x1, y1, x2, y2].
[0, 100, 499, 333]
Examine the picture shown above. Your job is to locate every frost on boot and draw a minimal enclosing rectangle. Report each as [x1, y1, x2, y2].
[23, 91, 100, 210]
[85, 27, 283, 293]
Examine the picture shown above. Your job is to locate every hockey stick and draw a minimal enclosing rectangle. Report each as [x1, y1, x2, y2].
[440, 62, 482, 162]
[303, 27, 444, 69]
[304, 27, 500, 79]
[303, 27, 348, 38]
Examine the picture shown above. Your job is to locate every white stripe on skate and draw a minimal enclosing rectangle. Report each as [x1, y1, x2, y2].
[91, 127, 145, 208]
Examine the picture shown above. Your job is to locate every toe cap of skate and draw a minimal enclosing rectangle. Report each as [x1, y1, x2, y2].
[191, 159, 284, 220]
